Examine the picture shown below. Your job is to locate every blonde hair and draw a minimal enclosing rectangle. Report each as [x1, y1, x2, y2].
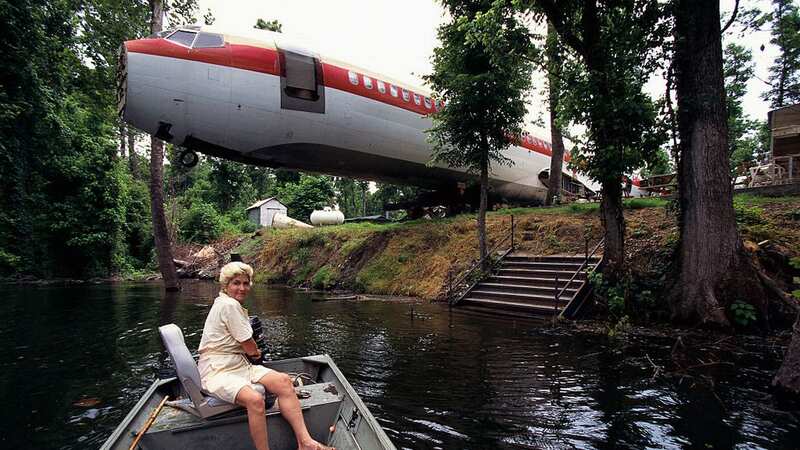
[219, 261, 254, 287]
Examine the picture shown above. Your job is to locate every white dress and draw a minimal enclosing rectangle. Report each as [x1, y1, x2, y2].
[197, 292, 272, 403]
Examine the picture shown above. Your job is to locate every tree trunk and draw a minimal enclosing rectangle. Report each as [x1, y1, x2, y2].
[774, 316, 800, 398]
[478, 138, 489, 271]
[150, 137, 179, 290]
[600, 179, 624, 279]
[581, 6, 625, 281]
[362, 186, 367, 216]
[776, 1, 787, 107]
[673, 0, 743, 325]
[119, 123, 126, 159]
[148, 0, 179, 291]
[128, 130, 138, 178]
[545, 23, 565, 206]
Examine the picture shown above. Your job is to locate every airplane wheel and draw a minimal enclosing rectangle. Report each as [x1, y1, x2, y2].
[178, 149, 199, 168]
[430, 206, 448, 218]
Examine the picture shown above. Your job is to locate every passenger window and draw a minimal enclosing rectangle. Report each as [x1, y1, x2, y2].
[348, 71, 359, 85]
[363, 76, 373, 89]
[377, 80, 386, 94]
[390, 85, 398, 97]
[167, 30, 197, 47]
[193, 32, 224, 48]
[424, 97, 432, 109]
[402, 90, 410, 102]
[413, 93, 421, 105]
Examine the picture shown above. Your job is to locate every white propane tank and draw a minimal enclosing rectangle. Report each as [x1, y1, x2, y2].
[310, 207, 345, 226]
[271, 213, 313, 229]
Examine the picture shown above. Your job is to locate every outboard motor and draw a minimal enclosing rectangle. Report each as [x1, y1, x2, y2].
[249, 315, 270, 364]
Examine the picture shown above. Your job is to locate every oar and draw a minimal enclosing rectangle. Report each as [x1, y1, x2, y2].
[128, 395, 169, 450]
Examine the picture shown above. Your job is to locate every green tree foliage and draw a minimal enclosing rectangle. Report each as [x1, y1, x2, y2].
[724, 43, 760, 176]
[255, 18, 283, 33]
[639, 148, 672, 179]
[534, 0, 668, 277]
[277, 175, 335, 222]
[762, 0, 800, 108]
[371, 184, 421, 212]
[334, 178, 361, 218]
[180, 202, 225, 243]
[0, 0, 154, 277]
[426, 0, 534, 265]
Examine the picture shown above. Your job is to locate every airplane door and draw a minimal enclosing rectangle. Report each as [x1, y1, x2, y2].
[278, 48, 325, 114]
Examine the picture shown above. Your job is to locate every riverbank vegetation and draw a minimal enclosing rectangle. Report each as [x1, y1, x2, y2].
[222, 195, 798, 306]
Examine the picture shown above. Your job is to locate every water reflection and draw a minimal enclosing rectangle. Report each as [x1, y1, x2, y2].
[0, 281, 796, 449]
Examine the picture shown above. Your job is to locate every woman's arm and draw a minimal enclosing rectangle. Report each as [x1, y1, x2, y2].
[240, 338, 261, 359]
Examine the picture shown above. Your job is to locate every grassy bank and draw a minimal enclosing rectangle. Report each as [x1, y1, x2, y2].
[230, 195, 799, 301]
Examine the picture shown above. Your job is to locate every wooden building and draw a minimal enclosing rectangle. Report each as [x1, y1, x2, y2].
[768, 103, 800, 182]
[246, 198, 287, 228]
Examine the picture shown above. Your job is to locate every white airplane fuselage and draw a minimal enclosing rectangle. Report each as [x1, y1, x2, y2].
[119, 26, 584, 202]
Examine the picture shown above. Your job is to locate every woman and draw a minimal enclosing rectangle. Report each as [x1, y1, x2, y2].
[198, 262, 333, 450]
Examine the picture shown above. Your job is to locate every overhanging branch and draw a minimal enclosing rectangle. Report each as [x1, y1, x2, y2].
[535, 0, 586, 57]
[721, 0, 740, 34]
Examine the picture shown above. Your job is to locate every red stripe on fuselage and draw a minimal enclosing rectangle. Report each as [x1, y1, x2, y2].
[125, 38, 564, 161]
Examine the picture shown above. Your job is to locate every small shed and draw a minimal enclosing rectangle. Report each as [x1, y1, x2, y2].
[246, 198, 287, 228]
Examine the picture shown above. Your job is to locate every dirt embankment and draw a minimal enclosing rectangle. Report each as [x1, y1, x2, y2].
[219, 196, 795, 301]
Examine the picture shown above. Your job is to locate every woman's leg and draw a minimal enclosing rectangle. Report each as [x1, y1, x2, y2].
[235, 385, 270, 450]
[257, 371, 334, 450]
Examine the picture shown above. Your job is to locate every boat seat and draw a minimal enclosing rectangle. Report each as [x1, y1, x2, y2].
[158, 323, 269, 419]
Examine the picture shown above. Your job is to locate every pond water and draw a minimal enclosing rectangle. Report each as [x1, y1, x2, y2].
[0, 281, 797, 449]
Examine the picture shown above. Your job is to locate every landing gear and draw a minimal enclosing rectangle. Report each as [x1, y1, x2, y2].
[177, 149, 199, 168]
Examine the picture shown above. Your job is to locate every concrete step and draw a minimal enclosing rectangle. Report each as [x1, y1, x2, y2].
[496, 268, 589, 279]
[506, 254, 601, 264]
[459, 297, 563, 315]
[468, 289, 573, 304]
[487, 275, 586, 288]
[501, 261, 597, 271]
[474, 282, 578, 297]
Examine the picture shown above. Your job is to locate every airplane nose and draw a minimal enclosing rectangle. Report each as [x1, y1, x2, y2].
[116, 42, 128, 119]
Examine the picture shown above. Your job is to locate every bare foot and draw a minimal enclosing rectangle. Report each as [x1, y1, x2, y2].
[299, 439, 335, 450]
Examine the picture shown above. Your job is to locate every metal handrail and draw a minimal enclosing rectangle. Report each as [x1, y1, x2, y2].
[555, 237, 604, 302]
[446, 215, 515, 305]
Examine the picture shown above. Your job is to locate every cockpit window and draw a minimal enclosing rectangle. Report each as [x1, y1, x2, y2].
[149, 29, 173, 38]
[193, 32, 224, 48]
[167, 30, 197, 47]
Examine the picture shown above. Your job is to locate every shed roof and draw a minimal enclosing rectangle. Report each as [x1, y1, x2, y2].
[246, 197, 284, 211]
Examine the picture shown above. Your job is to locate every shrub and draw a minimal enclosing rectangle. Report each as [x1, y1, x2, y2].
[589, 272, 626, 318]
[180, 202, 224, 243]
[312, 265, 336, 289]
[730, 301, 757, 327]
[0, 248, 21, 275]
[733, 199, 766, 226]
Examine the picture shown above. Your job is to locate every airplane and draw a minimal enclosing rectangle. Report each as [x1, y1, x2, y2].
[118, 25, 607, 207]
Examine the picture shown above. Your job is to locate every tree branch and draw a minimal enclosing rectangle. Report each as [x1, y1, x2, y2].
[535, 0, 585, 56]
[721, 0, 740, 34]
